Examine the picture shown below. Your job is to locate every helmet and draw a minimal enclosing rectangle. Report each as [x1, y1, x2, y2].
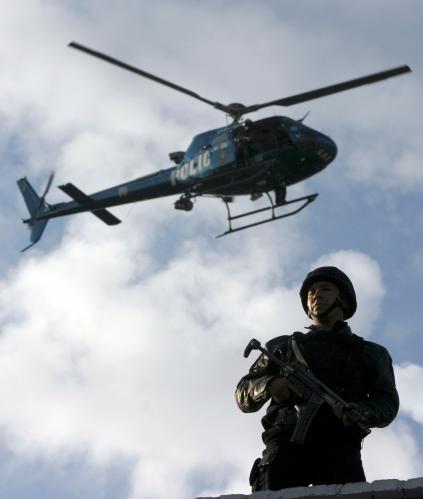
[299, 266, 357, 319]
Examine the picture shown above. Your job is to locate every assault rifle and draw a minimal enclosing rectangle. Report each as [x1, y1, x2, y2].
[243, 338, 371, 444]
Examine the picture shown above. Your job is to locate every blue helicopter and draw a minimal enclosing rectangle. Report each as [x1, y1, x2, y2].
[17, 42, 411, 251]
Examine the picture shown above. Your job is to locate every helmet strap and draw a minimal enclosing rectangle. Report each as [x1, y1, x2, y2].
[309, 297, 346, 320]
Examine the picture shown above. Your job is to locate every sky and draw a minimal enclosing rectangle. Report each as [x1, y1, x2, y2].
[0, 0, 422, 498]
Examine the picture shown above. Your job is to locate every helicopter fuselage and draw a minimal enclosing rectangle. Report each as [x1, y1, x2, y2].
[31, 115, 336, 223]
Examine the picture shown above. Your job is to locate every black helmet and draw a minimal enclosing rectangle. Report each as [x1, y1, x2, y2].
[299, 266, 357, 319]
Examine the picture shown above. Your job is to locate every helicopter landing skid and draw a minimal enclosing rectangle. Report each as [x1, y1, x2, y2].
[216, 192, 318, 238]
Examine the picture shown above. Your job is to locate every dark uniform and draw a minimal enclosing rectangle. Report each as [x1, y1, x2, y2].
[235, 268, 399, 491]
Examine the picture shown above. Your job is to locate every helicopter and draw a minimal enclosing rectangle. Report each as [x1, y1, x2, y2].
[17, 42, 411, 251]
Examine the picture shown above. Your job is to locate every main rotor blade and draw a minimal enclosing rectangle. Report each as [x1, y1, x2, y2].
[69, 42, 230, 114]
[242, 65, 412, 115]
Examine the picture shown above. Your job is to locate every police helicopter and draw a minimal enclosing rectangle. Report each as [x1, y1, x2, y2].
[17, 42, 411, 251]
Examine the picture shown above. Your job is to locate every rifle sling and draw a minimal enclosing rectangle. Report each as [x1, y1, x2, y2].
[291, 337, 309, 367]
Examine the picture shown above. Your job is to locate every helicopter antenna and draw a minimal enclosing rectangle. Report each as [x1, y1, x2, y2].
[298, 111, 310, 123]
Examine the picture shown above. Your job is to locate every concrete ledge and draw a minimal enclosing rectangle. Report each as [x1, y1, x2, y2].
[197, 477, 423, 498]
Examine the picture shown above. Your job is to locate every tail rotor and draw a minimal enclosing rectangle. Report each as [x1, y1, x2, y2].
[39, 172, 55, 208]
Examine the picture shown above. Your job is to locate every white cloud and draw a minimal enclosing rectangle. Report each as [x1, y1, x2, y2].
[361, 362, 423, 481]
[0, 211, 309, 498]
[0, 223, 405, 498]
[395, 363, 423, 425]
[363, 419, 423, 480]
[1, 1, 423, 497]
[339, 131, 423, 193]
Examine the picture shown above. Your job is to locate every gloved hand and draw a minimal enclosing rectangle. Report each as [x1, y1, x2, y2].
[267, 377, 291, 403]
[333, 402, 361, 427]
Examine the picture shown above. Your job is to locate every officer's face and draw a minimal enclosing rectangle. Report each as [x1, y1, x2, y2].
[307, 281, 340, 318]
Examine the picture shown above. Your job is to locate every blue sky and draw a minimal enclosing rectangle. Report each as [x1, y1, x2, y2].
[0, 1, 422, 497]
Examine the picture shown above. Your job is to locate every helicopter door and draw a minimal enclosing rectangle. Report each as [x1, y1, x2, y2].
[210, 133, 236, 168]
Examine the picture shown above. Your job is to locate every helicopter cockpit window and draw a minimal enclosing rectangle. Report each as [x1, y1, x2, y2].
[289, 126, 302, 140]
[276, 127, 293, 148]
[249, 120, 293, 153]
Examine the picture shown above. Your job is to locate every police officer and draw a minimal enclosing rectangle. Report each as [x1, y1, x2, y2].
[235, 266, 399, 491]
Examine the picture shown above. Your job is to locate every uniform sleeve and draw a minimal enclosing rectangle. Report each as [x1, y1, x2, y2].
[357, 345, 399, 428]
[235, 352, 276, 413]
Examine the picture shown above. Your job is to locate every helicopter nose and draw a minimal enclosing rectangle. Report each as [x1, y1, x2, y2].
[292, 125, 337, 165]
[315, 134, 337, 164]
